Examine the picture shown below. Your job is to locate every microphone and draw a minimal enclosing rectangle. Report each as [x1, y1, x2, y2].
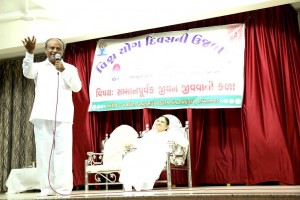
[55, 54, 61, 61]
[55, 54, 61, 75]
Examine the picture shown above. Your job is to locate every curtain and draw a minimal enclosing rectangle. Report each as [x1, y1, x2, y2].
[0, 55, 46, 192]
[64, 4, 300, 186]
[241, 6, 300, 184]
[0, 4, 299, 192]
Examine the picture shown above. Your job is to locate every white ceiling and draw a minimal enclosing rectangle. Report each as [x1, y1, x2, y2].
[0, 0, 300, 60]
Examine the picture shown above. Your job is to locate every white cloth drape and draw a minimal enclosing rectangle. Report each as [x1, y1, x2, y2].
[119, 129, 174, 190]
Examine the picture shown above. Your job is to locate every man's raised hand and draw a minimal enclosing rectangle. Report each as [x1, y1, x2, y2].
[22, 36, 36, 54]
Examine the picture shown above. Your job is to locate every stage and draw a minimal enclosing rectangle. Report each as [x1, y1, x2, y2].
[0, 185, 299, 200]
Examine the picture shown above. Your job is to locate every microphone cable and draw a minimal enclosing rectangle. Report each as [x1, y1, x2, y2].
[47, 71, 69, 196]
[47, 70, 109, 197]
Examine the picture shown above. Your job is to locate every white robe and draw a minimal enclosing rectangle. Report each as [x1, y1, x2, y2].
[119, 129, 175, 190]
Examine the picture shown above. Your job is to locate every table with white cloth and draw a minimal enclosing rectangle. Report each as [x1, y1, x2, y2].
[5, 168, 40, 194]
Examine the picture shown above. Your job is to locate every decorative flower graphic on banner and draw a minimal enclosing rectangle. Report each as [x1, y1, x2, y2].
[227, 24, 244, 42]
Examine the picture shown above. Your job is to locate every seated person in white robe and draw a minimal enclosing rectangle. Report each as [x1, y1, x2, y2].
[119, 115, 188, 192]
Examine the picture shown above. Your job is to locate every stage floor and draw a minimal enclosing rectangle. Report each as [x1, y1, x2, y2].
[0, 185, 300, 200]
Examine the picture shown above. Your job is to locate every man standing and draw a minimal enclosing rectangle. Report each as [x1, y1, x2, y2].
[21, 36, 82, 197]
